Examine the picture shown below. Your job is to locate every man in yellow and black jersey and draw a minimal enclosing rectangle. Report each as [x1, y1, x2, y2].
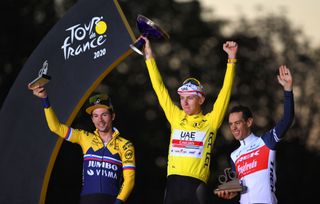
[28, 85, 135, 204]
[140, 36, 238, 204]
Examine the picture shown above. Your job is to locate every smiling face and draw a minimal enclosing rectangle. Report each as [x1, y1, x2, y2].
[91, 107, 114, 133]
[179, 93, 205, 115]
[228, 111, 253, 141]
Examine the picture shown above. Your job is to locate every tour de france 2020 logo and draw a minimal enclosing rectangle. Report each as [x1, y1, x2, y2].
[61, 16, 108, 60]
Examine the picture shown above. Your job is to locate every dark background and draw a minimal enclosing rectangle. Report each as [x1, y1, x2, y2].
[1, 0, 320, 203]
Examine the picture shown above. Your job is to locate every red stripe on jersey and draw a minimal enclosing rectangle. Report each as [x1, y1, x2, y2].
[235, 145, 270, 179]
[172, 139, 203, 147]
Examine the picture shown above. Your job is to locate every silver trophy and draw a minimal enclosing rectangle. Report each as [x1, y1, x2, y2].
[29, 60, 51, 88]
[214, 168, 244, 193]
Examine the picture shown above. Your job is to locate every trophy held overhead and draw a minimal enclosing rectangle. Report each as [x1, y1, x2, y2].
[130, 15, 169, 55]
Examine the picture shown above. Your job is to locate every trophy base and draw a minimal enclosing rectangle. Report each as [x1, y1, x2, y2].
[29, 74, 51, 88]
[213, 179, 244, 194]
[214, 186, 243, 194]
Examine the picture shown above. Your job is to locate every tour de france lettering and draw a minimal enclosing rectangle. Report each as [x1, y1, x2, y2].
[170, 130, 206, 158]
[235, 145, 269, 179]
[61, 16, 108, 60]
[85, 157, 121, 179]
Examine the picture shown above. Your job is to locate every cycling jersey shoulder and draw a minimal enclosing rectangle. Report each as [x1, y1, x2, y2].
[108, 131, 135, 169]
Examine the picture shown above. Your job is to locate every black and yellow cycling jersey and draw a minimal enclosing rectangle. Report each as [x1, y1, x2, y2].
[145, 58, 235, 183]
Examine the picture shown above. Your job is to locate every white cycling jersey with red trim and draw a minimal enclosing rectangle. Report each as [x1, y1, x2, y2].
[232, 134, 277, 204]
[230, 91, 294, 204]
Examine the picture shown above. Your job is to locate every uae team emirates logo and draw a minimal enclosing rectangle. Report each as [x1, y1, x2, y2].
[61, 16, 108, 60]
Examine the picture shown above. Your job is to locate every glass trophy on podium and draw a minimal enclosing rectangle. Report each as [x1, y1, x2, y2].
[29, 60, 51, 88]
[130, 15, 169, 55]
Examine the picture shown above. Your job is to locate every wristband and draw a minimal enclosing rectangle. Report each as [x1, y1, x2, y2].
[114, 199, 124, 204]
[227, 58, 237, 64]
[41, 97, 50, 108]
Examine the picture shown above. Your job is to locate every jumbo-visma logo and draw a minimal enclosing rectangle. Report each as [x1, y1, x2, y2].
[61, 16, 108, 60]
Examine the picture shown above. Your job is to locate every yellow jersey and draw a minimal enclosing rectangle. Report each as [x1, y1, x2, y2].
[145, 58, 235, 183]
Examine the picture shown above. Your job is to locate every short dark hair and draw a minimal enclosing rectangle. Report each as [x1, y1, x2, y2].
[229, 105, 253, 121]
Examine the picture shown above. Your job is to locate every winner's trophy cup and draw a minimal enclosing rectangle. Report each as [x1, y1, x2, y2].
[214, 168, 244, 194]
[29, 60, 51, 88]
[130, 15, 169, 55]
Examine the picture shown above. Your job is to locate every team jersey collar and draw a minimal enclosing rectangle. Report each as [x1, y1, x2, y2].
[111, 127, 120, 137]
[239, 133, 257, 146]
[94, 127, 120, 144]
[94, 127, 119, 136]
[185, 111, 204, 120]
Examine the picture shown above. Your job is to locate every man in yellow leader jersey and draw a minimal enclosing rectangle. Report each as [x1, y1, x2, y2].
[140, 36, 238, 204]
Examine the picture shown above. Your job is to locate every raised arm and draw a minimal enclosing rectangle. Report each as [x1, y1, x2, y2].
[210, 41, 238, 128]
[262, 65, 294, 149]
[27, 83, 82, 143]
[140, 36, 180, 122]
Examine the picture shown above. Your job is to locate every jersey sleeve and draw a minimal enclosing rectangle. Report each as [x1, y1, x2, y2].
[262, 91, 294, 150]
[230, 157, 236, 173]
[145, 58, 181, 123]
[117, 141, 136, 202]
[209, 63, 236, 129]
[44, 106, 86, 144]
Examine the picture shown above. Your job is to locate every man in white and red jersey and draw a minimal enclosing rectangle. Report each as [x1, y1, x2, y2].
[215, 65, 294, 204]
[140, 36, 238, 204]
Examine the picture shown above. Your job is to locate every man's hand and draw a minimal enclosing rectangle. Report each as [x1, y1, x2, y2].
[277, 65, 293, 91]
[138, 36, 153, 59]
[27, 83, 48, 98]
[223, 41, 238, 59]
[214, 189, 238, 200]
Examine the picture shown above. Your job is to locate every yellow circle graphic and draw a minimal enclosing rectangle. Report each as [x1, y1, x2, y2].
[95, 21, 107, 35]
